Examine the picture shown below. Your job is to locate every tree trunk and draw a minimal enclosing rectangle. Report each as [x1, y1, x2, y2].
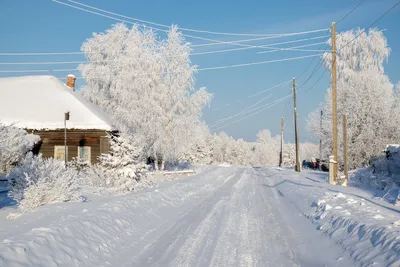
[161, 158, 165, 171]
[154, 157, 159, 171]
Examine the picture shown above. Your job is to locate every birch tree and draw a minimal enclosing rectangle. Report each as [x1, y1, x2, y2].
[307, 28, 400, 169]
[80, 24, 211, 170]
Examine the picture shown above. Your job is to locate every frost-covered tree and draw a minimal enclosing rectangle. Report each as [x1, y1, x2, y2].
[83, 133, 148, 192]
[253, 130, 280, 166]
[0, 124, 39, 174]
[182, 124, 213, 164]
[79, 24, 211, 170]
[307, 28, 400, 169]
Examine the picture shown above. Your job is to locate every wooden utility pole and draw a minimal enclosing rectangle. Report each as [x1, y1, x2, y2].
[331, 22, 338, 181]
[342, 114, 348, 184]
[279, 117, 284, 167]
[319, 110, 323, 161]
[292, 78, 301, 172]
[64, 111, 70, 166]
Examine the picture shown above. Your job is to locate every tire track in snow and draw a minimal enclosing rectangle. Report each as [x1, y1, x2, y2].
[118, 167, 245, 266]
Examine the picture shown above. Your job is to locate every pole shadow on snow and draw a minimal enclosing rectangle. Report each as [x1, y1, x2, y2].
[261, 180, 400, 214]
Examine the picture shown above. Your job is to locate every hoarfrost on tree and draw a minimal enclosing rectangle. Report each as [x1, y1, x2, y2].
[307, 28, 400, 169]
[79, 23, 212, 170]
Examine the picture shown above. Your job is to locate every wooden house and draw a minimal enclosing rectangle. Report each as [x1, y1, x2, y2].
[0, 75, 116, 164]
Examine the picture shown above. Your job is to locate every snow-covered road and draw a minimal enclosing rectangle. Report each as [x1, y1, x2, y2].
[0, 166, 399, 266]
[117, 167, 352, 267]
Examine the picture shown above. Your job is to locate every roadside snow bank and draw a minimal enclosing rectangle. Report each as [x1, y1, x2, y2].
[0, 166, 235, 267]
[271, 170, 400, 267]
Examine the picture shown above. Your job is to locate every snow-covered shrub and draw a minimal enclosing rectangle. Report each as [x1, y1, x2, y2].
[82, 134, 148, 193]
[7, 153, 81, 212]
[0, 124, 40, 174]
[351, 145, 400, 204]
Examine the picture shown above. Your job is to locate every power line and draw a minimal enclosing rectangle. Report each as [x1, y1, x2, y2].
[0, 35, 329, 57]
[210, 93, 274, 128]
[339, 0, 400, 51]
[0, 54, 321, 74]
[0, 68, 78, 73]
[192, 39, 328, 56]
[66, 0, 329, 38]
[0, 60, 90, 65]
[211, 79, 290, 111]
[301, 67, 329, 93]
[298, 0, 400, 93]
[211, 94, 292, 132]
[0, 41, 328, 65]
[53, 0, 329, 50]
[0, 35, 328, 57]
[0, 52, 85, 56]
[257, 41, 327, 54]
[198, 54, 323, 71]
[337, 0, 367, 24]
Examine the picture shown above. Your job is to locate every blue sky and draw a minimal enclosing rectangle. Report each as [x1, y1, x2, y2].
[1, 0, 399, 143]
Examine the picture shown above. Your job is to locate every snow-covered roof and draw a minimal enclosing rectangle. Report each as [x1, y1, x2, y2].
[0, 75, 116, 131]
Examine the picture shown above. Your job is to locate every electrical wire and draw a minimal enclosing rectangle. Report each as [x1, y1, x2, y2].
[337, 0, 367, 24]
[53, 0, 329, 50]
[191, 39, 328, 56]
[211, 94, 292, 132]
[0, 54, 322, 74]
[66, 0, 329, 38]
[211, 79, 290, 111]
[257, 41, 327, 54]
[197, 54, 323, 71]
[210, 93, 274, 128]
[338, 0, 400, 51]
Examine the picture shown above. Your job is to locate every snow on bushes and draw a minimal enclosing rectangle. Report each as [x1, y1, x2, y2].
[82, 133, 148, 193]
[350, 145, 400, 204]
[7, 153, 81, 212]
[0, 123, 40, 174]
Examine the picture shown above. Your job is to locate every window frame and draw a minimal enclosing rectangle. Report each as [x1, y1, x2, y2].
[54, 145, 68, 161]
[77, 146, 91, 164]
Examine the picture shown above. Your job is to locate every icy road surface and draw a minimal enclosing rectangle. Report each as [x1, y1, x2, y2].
[0, 166, 399, 266]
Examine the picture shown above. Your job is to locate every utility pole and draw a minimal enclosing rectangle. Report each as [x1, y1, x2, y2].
[342, 114, 348, 185]
[64, 111, 70, 166]
[292, 78, 301, 172]
[319, 110, 323, 161]
[331, 22, 338, 182]
[279, 117, 284, 167]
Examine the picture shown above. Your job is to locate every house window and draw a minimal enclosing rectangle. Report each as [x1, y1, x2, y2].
[78, 146, 91, 163]
[54, 146, 68, 161]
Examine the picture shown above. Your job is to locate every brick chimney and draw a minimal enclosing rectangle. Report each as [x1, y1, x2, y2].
[66, 74, 76, 91]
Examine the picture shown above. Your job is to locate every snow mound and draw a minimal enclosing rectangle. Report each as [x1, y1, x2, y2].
[275, 170, 400, 266]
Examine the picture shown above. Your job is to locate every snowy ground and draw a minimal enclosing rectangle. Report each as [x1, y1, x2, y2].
[0, 166, 399, 267]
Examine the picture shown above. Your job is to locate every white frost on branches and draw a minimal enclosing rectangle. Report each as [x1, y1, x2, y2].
[307, 28, 400, 169]
[83, 133, 148, 192]
[79, 24, 212, 169]
[7, 154, 81, 212]
[0, 124, 40, 174]
[185, 130, 318, 167]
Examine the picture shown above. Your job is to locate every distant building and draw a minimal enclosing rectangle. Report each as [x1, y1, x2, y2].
[0, 75, 116, 164]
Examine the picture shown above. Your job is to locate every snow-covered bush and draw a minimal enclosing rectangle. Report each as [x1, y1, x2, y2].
[351, 145, 400, 204]
[7, 153, 81, 212]
[0, 124, 40, 174]
[82, 133, 148, 193]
